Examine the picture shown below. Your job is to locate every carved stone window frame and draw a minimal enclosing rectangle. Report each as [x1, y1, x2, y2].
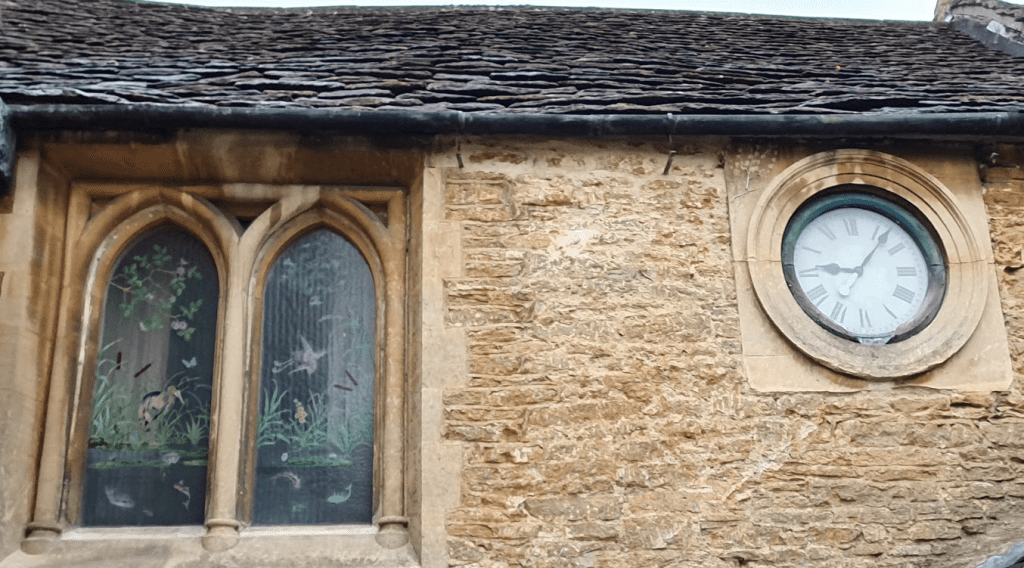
[731, 148, 1012, 391]
[23, 182, 410, 556]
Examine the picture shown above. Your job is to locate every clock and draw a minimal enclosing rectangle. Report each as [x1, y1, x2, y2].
[782, 190, 947, 345]
[743, 149, 992, 381]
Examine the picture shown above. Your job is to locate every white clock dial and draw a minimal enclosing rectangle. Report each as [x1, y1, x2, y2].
[790, 207, 930, 341]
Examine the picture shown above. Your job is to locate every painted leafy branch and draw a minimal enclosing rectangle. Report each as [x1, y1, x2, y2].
[111, 244, 203, 341]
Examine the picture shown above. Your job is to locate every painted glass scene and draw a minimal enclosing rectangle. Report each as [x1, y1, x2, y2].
[254, 229, 376, 525]
[83, 226, 218, 526]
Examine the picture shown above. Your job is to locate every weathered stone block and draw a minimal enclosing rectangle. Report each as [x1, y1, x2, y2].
[906, 521, 964, 541]
[523, 496, 588, 521]
[446, 538, 486, 565]
[566, 521, 619, 541]
[475, 445, 543, 464]
[446, 420, 522, 443]
[445, 177, 511, 206]
[466, 354, 528, 376]
[446, 408, 524, 423]
[445, 204, 518, 223]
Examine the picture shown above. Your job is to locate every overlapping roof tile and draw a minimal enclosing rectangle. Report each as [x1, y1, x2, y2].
[1, 0, 1023, 114]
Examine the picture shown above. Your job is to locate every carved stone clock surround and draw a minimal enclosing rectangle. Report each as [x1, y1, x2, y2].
[730, 148, 1012, 392]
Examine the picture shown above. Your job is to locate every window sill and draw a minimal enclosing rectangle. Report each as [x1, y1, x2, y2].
[60, 523, 379, 541]
[63, 526, 206, 540]
[241, 524, 378, 537]
[12, 525, 417, 568]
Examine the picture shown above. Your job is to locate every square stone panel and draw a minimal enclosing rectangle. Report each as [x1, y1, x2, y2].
[728, 145, 1012, 392]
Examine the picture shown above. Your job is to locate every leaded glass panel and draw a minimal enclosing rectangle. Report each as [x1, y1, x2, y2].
[82, 226, 217, 526]
[254, 229, 375, 525]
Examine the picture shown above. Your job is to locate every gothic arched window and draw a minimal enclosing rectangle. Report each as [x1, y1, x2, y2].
[253, 229, 376, 525]
[82, 226, 219, 527]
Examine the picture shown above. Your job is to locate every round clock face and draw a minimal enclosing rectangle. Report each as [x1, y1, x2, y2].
[782, 192, 946, 344]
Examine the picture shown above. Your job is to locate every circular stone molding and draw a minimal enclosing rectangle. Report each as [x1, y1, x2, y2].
[746, 149, 987, 379]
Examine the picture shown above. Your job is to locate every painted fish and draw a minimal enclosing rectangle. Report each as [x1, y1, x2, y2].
[326, 484, 353, 504]
[161, 451, 180, 465]
[173, 479, 191, 510]
[104, 486, 134, 509]
[270, 471, 301, 489]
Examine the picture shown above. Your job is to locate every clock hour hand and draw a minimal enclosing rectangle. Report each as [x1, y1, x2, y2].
[814, 263, 858, 297]
[816, 229, 893, 279]
[815, 263, 857, 275]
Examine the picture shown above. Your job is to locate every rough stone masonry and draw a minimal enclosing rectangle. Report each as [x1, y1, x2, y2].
[440, 138, 1024, 568]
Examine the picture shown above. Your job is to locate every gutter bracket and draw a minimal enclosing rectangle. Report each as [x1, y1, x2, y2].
[662, 112, 677, 176]
[455, 111, 466, 168]
[0, 97, 13, 196]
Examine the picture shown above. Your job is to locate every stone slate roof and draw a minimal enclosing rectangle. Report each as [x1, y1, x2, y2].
[1, 0, 1024, 115]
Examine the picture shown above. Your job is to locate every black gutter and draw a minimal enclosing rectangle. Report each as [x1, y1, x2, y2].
[4, 104, 1024, 195]
[9, 104, 1024, 140]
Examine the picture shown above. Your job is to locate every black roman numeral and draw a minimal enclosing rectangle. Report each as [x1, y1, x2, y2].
[888, 242, 906, 255]
[798, 268, 819, 277]
[842, 217, 857, 236]
[859, 309, 871, 328]
[801, 245, 821, 254]
[896, 266, 916, 277]
[830, 301, 847, 323]
[806, 284, 828, 305]
[893, 285, 915, 303]
[884, 304, 897, 319]
[818, 225, 837, 241]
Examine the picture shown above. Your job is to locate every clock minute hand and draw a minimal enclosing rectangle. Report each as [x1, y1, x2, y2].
[853, 229, 891, 275]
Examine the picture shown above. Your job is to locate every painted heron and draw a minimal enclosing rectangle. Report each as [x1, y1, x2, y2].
[139, 385, 184, 430]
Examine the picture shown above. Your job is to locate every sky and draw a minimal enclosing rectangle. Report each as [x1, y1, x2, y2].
[145, 0, 1024, 21]
[145, 0, 944, 21]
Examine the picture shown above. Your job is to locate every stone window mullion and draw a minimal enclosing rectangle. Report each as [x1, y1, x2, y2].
[201, 237, 247, 551]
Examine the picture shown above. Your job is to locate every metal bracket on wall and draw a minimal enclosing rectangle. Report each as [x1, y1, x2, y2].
[0, 97, 14, 196]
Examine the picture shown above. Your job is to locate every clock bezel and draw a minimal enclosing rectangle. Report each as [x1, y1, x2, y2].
[781, 188, 948, 344]
[746, 149, 989, 379]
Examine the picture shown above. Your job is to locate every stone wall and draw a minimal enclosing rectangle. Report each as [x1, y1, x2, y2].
[2, 134, 1024, 568]
[440, 138, 1024, 568]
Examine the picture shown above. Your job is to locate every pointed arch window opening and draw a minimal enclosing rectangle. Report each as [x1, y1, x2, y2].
[253, 228, 377, 525]
[82, 225, 218, 527]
